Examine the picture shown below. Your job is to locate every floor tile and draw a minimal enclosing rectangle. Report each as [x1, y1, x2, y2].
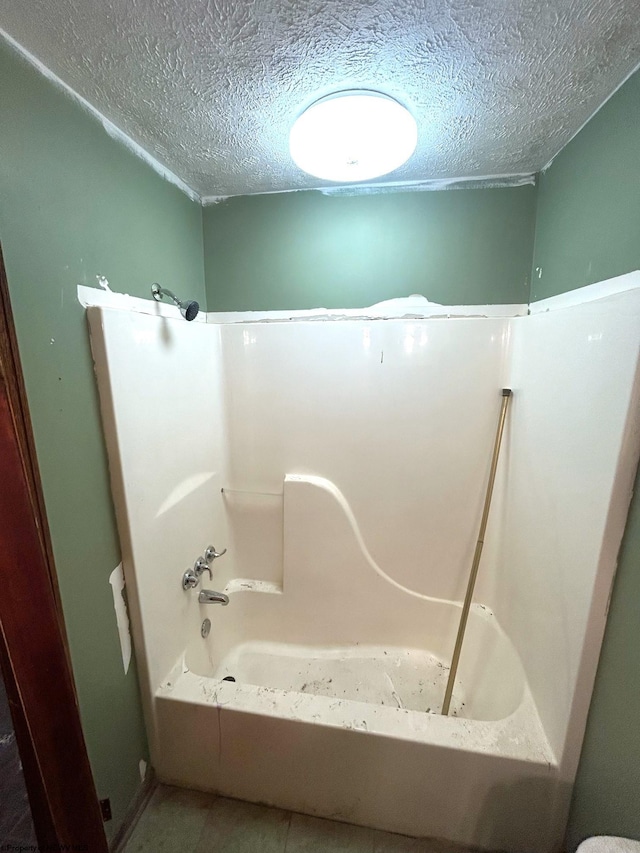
[125, 785, 214, 853]
[196, 797, 290, 853]
[0, 738, 32, 837]
[370, 831, 425, 853]
[285, 812, 376, 853]
[126, 786, 484, 853]
[0, 677, 14, 733]
[0, 675, 35, 843]
[371, 830, 470, 853]
[6, 808, 38, 846]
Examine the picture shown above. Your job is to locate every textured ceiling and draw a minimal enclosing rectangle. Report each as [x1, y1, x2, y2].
[1, 0, 639, 199]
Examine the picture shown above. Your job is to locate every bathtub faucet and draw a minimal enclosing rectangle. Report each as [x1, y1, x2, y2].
[182, 557, 211, 590]
[199, 589, 229, 606]
[182, 544, 227, 591]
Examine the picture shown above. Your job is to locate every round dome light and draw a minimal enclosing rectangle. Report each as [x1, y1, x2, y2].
[289, 90, 418, 183]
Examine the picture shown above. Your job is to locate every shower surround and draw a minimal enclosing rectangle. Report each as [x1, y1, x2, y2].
[87, 275, 640, 853]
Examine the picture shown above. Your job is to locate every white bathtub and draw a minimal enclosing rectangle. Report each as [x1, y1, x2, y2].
[153, 475, 559, 853]
[155, 607, 558, 852]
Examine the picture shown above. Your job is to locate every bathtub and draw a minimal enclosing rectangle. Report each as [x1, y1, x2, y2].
[153, 475, 559, 853]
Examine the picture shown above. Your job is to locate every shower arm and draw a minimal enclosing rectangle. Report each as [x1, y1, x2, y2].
[441, 388, 513, 716]
[151, 283, 180, 307]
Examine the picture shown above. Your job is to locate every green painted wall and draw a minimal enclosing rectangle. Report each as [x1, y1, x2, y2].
[203, 186, 536, 310]
[567, 468, 640, 848]
[0, 39, 204, 840]
[532, 69, 640, 300]
[532, 68, 640, 847]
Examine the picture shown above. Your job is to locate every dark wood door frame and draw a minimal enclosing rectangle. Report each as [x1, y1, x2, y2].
[0, 243, 108, 852]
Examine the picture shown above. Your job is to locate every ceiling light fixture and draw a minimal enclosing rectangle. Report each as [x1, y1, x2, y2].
[289, 90, 418, 183]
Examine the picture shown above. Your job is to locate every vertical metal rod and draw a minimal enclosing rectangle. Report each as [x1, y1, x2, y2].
[441, 388, 512, 716]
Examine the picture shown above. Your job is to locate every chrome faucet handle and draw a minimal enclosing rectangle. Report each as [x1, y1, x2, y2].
[182, 568, 200, 590]
[182, 557, 212, 591]
[194, 557, 212, 579]
[205, 545, 227, 562]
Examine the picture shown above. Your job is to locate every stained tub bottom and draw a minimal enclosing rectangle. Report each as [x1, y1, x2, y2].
[214, 641, 466, 715]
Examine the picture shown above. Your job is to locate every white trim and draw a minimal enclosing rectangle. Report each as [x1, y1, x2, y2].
[529, 271, 640, 314]
[319, 173, 536, 196]
[78, 285, 527, 322]
[205, 302, 528, 323]
[79, 273, 640, 324]
[201, 172, 536, 205]
[1, 29, 200, 203]
[77, 284, 207, 322]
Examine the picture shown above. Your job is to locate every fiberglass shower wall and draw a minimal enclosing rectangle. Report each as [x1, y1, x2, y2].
[86, 307, 230, 709]
[218, 316, 511, 602]
[477, 283, 640, 786]
[87, 277, 640, 843]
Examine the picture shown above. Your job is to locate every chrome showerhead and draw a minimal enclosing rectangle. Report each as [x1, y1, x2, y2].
[180, 299, 200, 321]
[151, 283, 200, 321]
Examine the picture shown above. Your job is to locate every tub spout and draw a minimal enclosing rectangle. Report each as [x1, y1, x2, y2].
[198, 589, 229, 605]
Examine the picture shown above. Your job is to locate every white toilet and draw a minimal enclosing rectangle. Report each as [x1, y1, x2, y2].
[578, 838, 640, 853]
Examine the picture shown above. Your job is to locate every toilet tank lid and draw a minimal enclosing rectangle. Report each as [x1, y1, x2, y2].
[578, 838, 640, 853]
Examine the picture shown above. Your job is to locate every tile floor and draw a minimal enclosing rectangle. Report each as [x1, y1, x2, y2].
[125, 785, 473, 853]
[0, 675, 37, 848]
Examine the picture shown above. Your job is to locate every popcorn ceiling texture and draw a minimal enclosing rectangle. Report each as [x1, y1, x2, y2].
[1, 0, 639, 199]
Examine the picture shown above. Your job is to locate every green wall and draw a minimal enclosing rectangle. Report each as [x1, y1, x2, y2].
[203, 186, 536, 310]
[533, 69, 640, 300]
[532, 68, 640, 847]
[0, 38, 204, 840]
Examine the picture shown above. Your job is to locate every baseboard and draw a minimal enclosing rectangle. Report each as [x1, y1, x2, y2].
[110, 767, 157, 853]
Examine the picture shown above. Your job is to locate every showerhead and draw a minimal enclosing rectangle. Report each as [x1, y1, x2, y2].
[181, 300, 199, 321]
[151, 283, 200, 321]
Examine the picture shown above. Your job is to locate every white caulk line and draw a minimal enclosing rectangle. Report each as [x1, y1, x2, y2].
[77, 284, 206, 322]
